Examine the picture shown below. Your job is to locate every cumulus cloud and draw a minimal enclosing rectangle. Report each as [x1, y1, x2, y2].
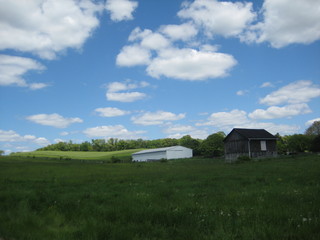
[305, 118, 320, 126]
[260, 82, 274, 88]
[249, 104, 312, 120]
[0, 129, 50, 146]
[0, 54, 48, 89]
[178, 0, 256, 38]
[197, 109, 299, 135]
[105, 80, 149, 102]
[117, 26, 237, 81]
[83, 125, 145, 139]
[26, 113, 83, 128]
[131, 111, 186, 126]
[259, 80, 320, 106]
[0, 0, 103, 59]
[105, 0, 138, 22]
[95, 107, 130, 117]
[163, 124, 208, 139]
[116, 44, 151, 66]
[147, 47, 237, 81]
[160, 23, 198, 41]
[242, 0, 320, 48]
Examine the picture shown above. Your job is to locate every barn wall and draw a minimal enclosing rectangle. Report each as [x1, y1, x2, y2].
[132, 151, 167, 162]
[250, 140, 277, 159]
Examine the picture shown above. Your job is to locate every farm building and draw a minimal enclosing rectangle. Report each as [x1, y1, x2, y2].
[224, 128, 277, 162]
[132, 146, 193, 162]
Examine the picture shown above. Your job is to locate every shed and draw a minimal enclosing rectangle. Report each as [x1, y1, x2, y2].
[132, 146, 193, 162]
[223, 128, 277, 162]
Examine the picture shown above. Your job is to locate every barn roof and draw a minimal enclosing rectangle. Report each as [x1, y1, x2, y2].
[132, 146, 189, 155]
[224, 128, 277, 142]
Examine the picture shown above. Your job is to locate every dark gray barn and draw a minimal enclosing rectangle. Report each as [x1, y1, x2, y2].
[224, 128, 277, 162]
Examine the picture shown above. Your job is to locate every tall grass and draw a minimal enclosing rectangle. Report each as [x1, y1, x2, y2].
[0, 155, 319, 239]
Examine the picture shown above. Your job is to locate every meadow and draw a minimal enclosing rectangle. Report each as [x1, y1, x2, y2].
[0, 154, 319, 240]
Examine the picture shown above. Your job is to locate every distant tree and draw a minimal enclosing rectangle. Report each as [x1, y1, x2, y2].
[200, 132, 225, 157]
[287, 134, 313, 153]
[305, 121, 320, 135]
[310, 135, 320, 152]
[275, 133, 289, 154]
[0, 150, 4, 156]
[179, 135, 201, 155]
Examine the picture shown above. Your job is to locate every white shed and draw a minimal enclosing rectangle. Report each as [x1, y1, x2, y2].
[132, 146, 193, 162]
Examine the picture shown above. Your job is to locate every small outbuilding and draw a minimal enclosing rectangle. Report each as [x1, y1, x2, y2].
[224, 128, 277, 162]
[132, 146, 193, 162]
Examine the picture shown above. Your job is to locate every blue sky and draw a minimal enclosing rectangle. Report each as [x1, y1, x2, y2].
[1, 0, 320, 154]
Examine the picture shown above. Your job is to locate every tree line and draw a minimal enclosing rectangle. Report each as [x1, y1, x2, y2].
[35, 121, 320, 156]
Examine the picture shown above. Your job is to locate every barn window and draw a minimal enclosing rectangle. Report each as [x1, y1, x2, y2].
[260, 141, 267, 151]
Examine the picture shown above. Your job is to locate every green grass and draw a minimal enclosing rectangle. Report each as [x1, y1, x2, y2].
[10, 149, 143, 162]
[0, 154, 320, 239]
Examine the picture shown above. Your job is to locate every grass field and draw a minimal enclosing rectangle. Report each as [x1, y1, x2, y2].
[9, 149, 143, 162]
[0, 154, 319, 239]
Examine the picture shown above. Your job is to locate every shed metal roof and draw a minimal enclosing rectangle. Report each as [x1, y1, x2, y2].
[132, 146, 187, 155]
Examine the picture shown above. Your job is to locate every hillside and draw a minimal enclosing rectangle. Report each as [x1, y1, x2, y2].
[10, 149, 143, 162]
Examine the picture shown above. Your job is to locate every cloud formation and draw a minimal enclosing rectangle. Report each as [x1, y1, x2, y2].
[106, 80, 149, 102]
[0, 54, 47, 89]
[83, 125, 145, 139]
[105, 0, 138, 22]
[178, 0, 256, 38]
[249, 104, 312, 120]
[0, 0, 103, 59]
[95, 107, 130, 117]
[26, 113, 83, 128]
[131, 111, 186, 126]
[242, 0, 320, 48]
[259, 80, 320, 106]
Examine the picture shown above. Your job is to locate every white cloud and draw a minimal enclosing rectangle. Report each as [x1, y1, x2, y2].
[242, 0, 320, 48]
[249, 103, 312, 120]
[147, 47, 237, 81]
[95, 107, 130, 117]
[131, 111, 186, 126]
[0, 54, 46, 88]
[83, 125, 145, 139]
[116, 44, 151, 66]
[197, 109, 299, 135]
[305, 118, 320, 126]
[199, 109, 250, 128]
[106, 92, 146, 102]
[178, 0, 256, 38]
[0, 129, 50, 146]
[236, 90, 248, 96]
[105, 0, 138, 22]
[163, 124, 208, 139]
[105, 80, 149, 102]
[26, 113, 83, 128]
[117, 26, 237, 81]
[259, 80, 320, 106]
[0, 0, 103, 59]
[160, 22, 198, 41]
[260, 82, 274, 88]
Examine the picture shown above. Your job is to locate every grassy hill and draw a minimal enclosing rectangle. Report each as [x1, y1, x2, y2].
[10, 149, 143, 162]
[0, 154, 319, 239]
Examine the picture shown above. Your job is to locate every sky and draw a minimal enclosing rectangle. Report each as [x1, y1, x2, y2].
[0, 0, 320, 154]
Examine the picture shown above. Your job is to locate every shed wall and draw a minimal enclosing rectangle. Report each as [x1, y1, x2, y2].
[167, 148, 192, 159]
